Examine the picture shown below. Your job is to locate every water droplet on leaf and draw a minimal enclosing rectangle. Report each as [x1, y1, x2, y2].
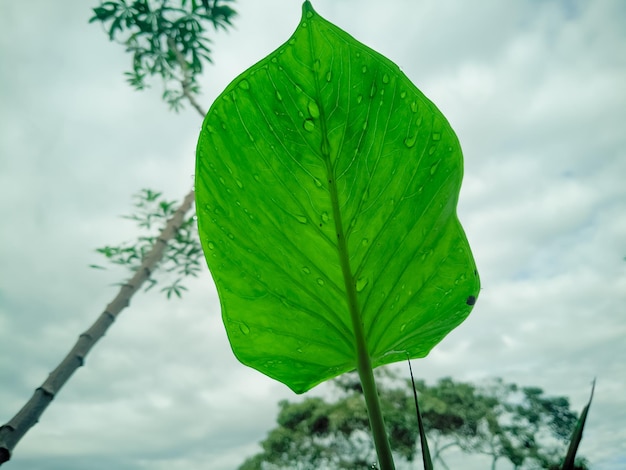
[239, 79, 250, 90]
[404, 134, 417, 148]
[308, 100, 320, 118]
[303, 119, 315, 131]
[356, 277, 369, 292]
[239, 323, 250, 335]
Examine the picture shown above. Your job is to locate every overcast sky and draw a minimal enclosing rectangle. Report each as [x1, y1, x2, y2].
[1, 0, 625, 469]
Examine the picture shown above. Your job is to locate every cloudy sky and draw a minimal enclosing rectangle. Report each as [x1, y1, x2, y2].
[1, 0, 625, 469]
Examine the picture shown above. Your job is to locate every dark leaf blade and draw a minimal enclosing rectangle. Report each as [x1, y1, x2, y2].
[408, 359, 434, 470]
[196, 1, 479, 393]
[562, 379, 595, 470]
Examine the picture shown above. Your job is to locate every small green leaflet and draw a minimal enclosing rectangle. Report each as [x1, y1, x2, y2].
[195, 1, 479, 393]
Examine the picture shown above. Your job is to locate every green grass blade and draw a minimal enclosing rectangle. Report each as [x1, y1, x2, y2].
[562, 379, 595, 470]
[408, 359, 434, 470]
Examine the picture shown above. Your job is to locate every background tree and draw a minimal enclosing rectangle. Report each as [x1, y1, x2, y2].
[238, 370, 589, 470]
[462, 379, 582, 470]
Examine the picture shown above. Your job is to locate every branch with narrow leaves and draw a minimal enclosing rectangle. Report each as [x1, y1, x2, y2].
[90, 0, 236, 111]
[92, 188, 202, 298]
[0, 190, 195, 465]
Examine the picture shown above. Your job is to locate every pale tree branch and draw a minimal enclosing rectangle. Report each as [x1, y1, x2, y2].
[0, 32, 208, 463]
[0, 189, 196, 465]
[431, 439, 458, 470]
[185, 86, 208, 119]
[167, 36, 208, 119]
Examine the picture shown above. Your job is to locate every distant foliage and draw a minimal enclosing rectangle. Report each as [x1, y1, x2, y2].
[90, 0, 236, 110]
[239, 370, 589, 470]
[91, 189, 202, 298]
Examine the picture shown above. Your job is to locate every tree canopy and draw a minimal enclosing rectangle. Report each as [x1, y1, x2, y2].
[239, 370, 588, 470]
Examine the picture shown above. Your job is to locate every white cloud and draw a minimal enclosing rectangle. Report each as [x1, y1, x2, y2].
[1, 0, 625, 469]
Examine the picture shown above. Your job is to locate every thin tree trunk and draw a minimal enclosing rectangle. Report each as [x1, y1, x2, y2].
[435, 454, 451, 470]
[167, 37, 207, 119]
[0, 189, 196, 465]
[183, 86, 206, 118]
[432, 440, 458, 470]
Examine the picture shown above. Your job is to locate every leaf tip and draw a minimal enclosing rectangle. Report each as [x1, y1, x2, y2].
[302, 1, 316, 18]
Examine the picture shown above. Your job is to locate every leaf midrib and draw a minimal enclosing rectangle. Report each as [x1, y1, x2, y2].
[303, 13, 368, 365]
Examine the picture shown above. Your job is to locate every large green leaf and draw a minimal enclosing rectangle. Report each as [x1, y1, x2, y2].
[196, 1, 479, 394]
